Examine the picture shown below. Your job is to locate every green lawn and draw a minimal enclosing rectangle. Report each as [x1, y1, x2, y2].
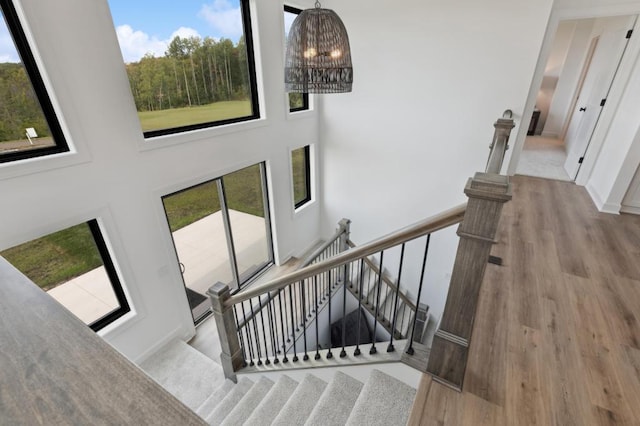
[1, 106, 307, 290]
[139, 100, 252, 132]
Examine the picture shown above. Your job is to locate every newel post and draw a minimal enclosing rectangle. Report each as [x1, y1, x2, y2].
[338, 218, 351, 252]
[427, 172, 511, 390]
[207, 282, 243, 382]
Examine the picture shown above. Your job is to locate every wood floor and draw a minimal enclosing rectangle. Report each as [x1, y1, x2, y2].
[409, 175, 640, 425]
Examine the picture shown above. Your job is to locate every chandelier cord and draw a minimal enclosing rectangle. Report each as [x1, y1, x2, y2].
[315, 1, 321, 8]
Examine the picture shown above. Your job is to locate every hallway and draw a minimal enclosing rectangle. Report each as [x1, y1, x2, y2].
[516, 136, 571, 181]
[409, 175, 640, 425]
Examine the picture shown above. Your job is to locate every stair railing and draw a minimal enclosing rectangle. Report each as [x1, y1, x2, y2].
[210, 111, 515, 390]
[208, 204, 466, 380]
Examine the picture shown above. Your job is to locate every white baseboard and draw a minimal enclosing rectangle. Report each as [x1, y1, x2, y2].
[586, 182, 620, 214]
[621, 204, 640, 215]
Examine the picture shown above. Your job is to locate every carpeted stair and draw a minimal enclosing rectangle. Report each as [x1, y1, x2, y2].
[140, 340, 417, 425]
[197, 369, 416, 425]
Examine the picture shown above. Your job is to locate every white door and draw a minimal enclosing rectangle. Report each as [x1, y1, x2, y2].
[563, 17, 636, 179]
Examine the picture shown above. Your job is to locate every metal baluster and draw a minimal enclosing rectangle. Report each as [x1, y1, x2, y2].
[327, 268, 334, 359]
[340, 261, 348, 358]
[232, 306, 247, 367]
[288, 285, 299, 362]
[258, 296, 270, 365]
[370, 251, 384, 355]
[407, 234, 431, 355]
[284, 287, 291, 343]
[354, 258, 365, 356]
[301, 280, 309, 360]
[387, 243, 406, 352]
[314, 275, 321, 360]
[248, 298, 262, 365]
[266, 294, 279, 364]
[239, 302, 254, 366]
[366, 261, 373, 306]
[277, 289, 288, 362]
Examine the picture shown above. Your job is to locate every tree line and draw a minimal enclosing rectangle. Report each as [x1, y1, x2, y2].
[0, 62, 49, 142]
[126, 35, 251, 112]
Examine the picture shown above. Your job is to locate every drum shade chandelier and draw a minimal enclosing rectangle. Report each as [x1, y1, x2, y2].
[285, 1, 353, 93]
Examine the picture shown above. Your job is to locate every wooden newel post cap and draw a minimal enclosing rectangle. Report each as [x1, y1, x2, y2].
[207, 282, 230, 312]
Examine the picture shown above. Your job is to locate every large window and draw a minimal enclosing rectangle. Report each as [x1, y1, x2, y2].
[109, 0, 259, 137]
[291, 145, 311, 208]
[284, 5, 309, 112]
[162, 163, 273, 323]
[0, 220, 130, 331]
[0, 0, 69, 163]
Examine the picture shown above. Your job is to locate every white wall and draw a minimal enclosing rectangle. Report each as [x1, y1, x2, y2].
[319, 0, 554, 321]
[0, 0, 323, 362]
[536, 21, 579, 138]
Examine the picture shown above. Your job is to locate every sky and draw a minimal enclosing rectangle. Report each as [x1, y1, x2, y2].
[109, 0, 244, 63]
[0, 0, 245, 64]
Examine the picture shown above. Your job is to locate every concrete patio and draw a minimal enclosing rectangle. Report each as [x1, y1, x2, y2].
[47, 209, 269, 326]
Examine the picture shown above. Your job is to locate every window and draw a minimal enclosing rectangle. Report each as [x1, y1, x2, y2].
[109, 0, 260, 137]
[0, 220, 130, 331]
[0, 0, 69, 163]
[162, 163, 274, 323]
[291, 145, 311, 208]
[284, 5, 309, 112]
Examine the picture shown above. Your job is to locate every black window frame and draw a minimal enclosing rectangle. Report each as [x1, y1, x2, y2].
[0, 0, 70, 164]
[292, 145, 312, 209]
[142, 0, 260, 139]
[284, 5, 309, 113]
[86, 219, 131, 331]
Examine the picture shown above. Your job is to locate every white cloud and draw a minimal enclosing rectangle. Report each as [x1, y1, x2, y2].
[198, 0, 243, 41]
[115, 25, 202, 63]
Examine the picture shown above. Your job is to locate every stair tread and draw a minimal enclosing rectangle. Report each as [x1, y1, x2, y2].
[345, 369, 416, 426]
[205, 377, 254, 425]
[196, 379, 235, 418]
[305, 371, 364, 426]
[139, 339, 225, 411]
[244, 375, 299, 426]
[271, 374, 327, 426]
[220, 377, 274, 426]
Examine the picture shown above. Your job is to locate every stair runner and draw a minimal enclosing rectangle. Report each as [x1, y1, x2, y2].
[142, 335, 417, 426]
[197, 369, 416, 426]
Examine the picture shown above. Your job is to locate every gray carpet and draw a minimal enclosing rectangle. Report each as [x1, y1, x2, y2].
[244, 375, 299, 426]
[345, 369, 416, 426]
[196, 379, 235, 418]
[271, 374, 328, 426]
[305, 371, 364, 426]
[516, 136, 571, 181]
[206, 377, 254, 425]
[139, 339, 225, 411]
[220, 376, 274, 426]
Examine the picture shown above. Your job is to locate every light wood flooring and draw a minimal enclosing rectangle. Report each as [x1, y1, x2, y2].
[409, 175, 640, 425]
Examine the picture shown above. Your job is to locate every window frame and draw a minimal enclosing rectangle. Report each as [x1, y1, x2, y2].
[292, 145, 312, 209]
[0, 0, 70, 164]
[284, 5, 309, 113]
[86, 219, 131, 331]
[142, 0, 260, 139]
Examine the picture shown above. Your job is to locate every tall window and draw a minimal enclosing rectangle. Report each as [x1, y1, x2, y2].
[291, 145, 311, 208]
[109, 0, 260, 137]
[0, 0, 69, 163]
[0, 220, 130, 331]
[284, 5, 309, 112]
[162, 163, 274, 323]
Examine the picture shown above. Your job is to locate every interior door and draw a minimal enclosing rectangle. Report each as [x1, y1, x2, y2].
[563, 17, 636, 179]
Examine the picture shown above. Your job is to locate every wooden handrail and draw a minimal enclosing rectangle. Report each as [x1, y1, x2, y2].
[348, 240, 417, 312]
[226, 203, 467, 308]
[486, 110, 515, 174]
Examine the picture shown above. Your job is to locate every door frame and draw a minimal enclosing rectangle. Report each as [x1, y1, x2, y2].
[507, 4, 640, 188]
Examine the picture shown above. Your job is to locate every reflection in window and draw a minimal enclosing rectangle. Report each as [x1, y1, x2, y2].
[284, 5, 309, 112]
[291, 145, 311, 208]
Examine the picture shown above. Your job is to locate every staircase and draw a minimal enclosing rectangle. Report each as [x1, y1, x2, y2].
[141, 340, 417, 425]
